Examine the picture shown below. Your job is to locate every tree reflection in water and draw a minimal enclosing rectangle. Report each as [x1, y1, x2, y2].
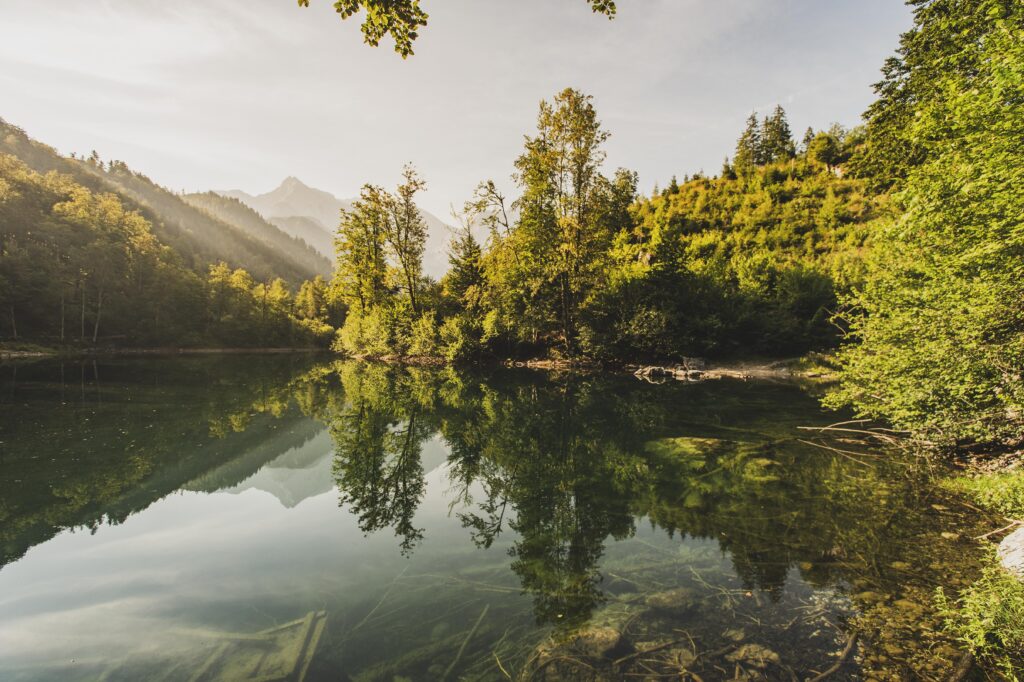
[321, 361, 929, 630]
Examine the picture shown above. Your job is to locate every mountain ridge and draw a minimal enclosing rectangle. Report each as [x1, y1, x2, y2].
[220, 177, 452, 278]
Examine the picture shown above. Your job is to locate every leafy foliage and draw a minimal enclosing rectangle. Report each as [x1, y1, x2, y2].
[936, 554, 1024, 679]
[827, 10, 1024, 446]
[297, 0, 615, 57]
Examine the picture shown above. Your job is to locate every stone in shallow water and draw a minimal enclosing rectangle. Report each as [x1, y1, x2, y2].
[726, 643, 781, 668]
[723, 627, 746, 642]
[999, 526, 1024, 580]
[644, 587, 698, 614]
[571, 626, 628, 659]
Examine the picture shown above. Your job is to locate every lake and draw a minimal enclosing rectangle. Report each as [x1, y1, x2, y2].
[0, 356, 982, 680]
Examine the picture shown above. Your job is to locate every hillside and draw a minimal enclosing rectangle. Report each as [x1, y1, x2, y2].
[0, 151, 336, 347]
[0, 118, 323, 286]
[181, 192, 332, 278]
[268, 216, 335, 260]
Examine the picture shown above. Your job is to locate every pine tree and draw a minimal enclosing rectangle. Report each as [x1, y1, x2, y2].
[734, 113, 762, 173]
[762, 106, 795, 163]
[801, 127, 815, 153]
[445, 227, 484, 307]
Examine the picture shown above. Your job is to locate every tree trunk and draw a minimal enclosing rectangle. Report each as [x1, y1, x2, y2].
[92, 288, 103, 343]
[60, 289, 65, 342]
[9, 305, 17, 340]
[80, 282, 86, 342]
[404, 264, 418, 315]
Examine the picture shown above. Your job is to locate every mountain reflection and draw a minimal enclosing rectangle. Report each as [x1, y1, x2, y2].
[1, 357, 922, 632]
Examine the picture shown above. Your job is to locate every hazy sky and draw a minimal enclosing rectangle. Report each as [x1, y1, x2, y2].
[0, 0, 912, 219]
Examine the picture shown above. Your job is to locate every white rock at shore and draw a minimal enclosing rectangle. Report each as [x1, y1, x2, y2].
[998, 526, 1024, 580]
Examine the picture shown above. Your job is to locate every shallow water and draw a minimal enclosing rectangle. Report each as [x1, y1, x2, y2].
[0, 357, 983, 680]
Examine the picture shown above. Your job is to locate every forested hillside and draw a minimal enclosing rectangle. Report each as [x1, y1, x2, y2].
[0, 152, 338, 347]
[181, 192, 332, 278]
[269, 216, 335, 259]
[0, 119, 324, 285]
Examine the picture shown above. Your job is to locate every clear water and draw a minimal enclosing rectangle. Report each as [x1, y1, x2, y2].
[0, 357, 982, 680]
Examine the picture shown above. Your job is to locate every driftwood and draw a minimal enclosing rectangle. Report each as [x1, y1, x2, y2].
[946, 651, 974, 682]
[805, 631, 857, 682]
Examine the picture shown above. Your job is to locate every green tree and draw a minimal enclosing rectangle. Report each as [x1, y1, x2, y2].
[381, 165, 427, 315]
[444, 224, 484, 309]
[505, 87, 614, 354]
[733, 113, 763, 172]
[761, 105, 795, 163]
[854, 0, 1020, 189]
[334, 188, 389, 311]
[827, 13, 1024, 447]
[807, 132, 843, 170]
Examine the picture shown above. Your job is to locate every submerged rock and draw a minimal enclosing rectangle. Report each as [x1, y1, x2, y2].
[723, 627, 746, 642]
[726, 643, 781, 668]
[644, 587, 699, 614]
[998, 526, 1024, 580]
[570, 626, 630, 659]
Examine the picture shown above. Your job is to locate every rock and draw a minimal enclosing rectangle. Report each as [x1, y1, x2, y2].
[644, 587, 699, 614]
[889, 561, 911, 570]
[892, 599, 924, 616]
[726, 643, 781, 668]
[668, 647, 698, 668]
[571, 626, 629, 659]
[723, 628, 746, 642]
[998, 526, 1024, 580]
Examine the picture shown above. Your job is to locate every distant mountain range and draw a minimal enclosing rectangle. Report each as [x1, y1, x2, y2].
[221, 176, 453, 279]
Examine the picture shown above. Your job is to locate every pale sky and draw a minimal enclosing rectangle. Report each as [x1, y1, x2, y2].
[0, 0, 912, 219]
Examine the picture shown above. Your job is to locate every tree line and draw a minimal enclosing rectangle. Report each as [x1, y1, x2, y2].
[331, 89, 879, 363]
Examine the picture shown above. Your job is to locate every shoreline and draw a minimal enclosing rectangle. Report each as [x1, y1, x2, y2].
[0, 346, 330, 361]
[1, 345, 836, 382]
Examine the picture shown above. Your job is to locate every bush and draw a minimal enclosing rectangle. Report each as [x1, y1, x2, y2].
[936, 554, 1024, 679]
[945, 471, 1024, 520]
[440, 314, 482, 363]
[408, 314, 439, 357]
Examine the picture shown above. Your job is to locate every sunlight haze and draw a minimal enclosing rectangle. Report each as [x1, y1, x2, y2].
[0, 0, 912, 219]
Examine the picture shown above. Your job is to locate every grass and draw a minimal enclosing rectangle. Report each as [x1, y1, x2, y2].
[936, 555, 1024, 680]
[944, 470, 1024, 520]
[938, 468, 1024, 679]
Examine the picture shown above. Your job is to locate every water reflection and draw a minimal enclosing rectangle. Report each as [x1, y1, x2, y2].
[0, 357, 983, 680]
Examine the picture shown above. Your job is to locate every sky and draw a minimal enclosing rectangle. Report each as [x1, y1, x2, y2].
[0, 0, 913, 220]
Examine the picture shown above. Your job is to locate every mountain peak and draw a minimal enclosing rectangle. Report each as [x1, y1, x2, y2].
[279, 176, 308, 190]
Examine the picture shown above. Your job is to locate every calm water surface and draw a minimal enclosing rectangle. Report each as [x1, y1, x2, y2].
[0, 357, 982, 680]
